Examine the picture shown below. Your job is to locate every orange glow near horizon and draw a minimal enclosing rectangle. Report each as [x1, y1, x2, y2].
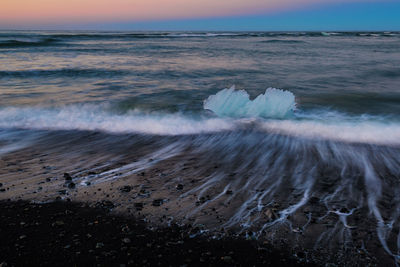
[0, 0, 371, 25]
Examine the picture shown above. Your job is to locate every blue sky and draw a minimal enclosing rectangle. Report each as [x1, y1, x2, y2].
[3, 1, 400, 31]
[104, 2, 400, 31]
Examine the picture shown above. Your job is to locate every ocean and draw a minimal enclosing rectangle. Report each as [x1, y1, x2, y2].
[1, 31, 400, 264]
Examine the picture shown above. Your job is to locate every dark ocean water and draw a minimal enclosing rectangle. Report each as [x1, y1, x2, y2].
[1, 31, 400, 141]
[1, 31, 400, 260]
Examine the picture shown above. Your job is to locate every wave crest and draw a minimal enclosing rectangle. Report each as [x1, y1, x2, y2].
[203, 86, 296, 119]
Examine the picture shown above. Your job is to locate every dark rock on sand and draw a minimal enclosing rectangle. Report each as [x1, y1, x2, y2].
[120, 186, 132, 193]
[64, 173, 72, 181]
[176, 184, 184, 190]
[152, 199, 164, 206]
[95, 200, 115, 210]
[58, 190, 67, 195]
[134, 202, 144, 211]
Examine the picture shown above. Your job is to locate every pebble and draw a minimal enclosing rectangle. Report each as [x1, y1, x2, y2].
[176, 184, 184, 190]
[122, 238, 131, 244]
[64, 173, 72, 181]
[120, 186, 132, 193]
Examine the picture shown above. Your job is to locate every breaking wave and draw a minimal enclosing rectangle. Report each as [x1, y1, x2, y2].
[0, 105, 399, 145]
[0, 87, 399, 145]
[0, 105, 234, 135]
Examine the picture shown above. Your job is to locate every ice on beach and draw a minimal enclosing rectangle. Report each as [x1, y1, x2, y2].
[203, 86, 296, 119]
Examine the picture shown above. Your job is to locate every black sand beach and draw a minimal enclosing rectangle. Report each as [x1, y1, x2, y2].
[1, 30, 400, 267]
[0, 200, 314, 267]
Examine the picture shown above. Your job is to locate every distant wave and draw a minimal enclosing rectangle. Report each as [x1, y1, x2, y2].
[0, 68, 129, 79]
[0, 38, 60, 48]
[0, 32, 398, 44]
[261, 39, 307, 44]
[204, 86, 296, 119]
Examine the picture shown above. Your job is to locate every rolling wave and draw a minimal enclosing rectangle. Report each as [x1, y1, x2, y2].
[0, 68, 129, 79]
[0, 38, 60, 48]
[0, 32, 398, 44]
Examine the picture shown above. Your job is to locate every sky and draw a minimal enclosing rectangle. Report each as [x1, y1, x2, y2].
[0, 0, 399, 30]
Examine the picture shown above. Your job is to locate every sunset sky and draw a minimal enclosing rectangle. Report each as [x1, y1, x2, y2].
[1, 0, 399, 30]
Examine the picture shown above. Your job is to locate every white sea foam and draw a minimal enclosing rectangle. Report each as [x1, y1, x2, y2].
[203, 86, 296, 119]
[260, 119, 400, 145]
[0, 105, 234, 135]
[0, 88, 399, 145]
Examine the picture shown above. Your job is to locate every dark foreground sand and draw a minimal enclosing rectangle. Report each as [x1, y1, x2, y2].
[0, 200, 314, 267]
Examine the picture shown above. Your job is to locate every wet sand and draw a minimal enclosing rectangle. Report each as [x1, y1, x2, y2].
[0, 130, 398, 266]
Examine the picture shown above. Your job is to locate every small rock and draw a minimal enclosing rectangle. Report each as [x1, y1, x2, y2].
[222, 256, 232, 263]
[264, 209, 277, 221]
[152, 199, 164, 206]
[64, 173, 72, 181]
[19, 235, 27, 240]
[96, 242, 104, 249]
[67, 182, 76, 189]
[55, 220, 64, 226]
[176, 184, 184, 190]
[58, 190, 67, 195]
[120, 186, 132, 193]
[134, 203, 144, 211]
[309, 196, 320, 204]
[340, 207, 349, 213]
[122, 238, 131, 244]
